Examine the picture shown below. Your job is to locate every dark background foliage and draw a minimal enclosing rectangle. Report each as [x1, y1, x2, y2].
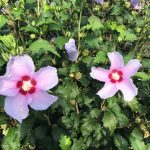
[0, 0, 149, 149]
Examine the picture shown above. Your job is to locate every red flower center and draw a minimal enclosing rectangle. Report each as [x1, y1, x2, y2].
[16, 75, 37, 95]
[108, 69, 123, 83]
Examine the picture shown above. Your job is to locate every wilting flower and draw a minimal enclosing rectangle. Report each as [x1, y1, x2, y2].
[93, 0, 104, 4]
[0, 55, 58, 123]
[90, 51, 142, 101]
[65, 39, 78, 62]
[130, 0, 140, 10]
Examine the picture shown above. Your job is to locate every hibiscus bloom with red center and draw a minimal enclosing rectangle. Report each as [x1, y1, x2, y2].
[90, 51, 142, 101]
[0, 55, 58, 123]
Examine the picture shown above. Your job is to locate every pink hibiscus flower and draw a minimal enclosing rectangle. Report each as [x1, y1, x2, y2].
[65, 39, 78, 62]
[0, 55, 58, 123]
[90, 51, 142, 101]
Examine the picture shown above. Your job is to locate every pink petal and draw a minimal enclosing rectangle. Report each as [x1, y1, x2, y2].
[117, 79, 138, 101]
[123, 59, 142, 77]
[0, 78, 18, 96]
[34, 66, 58, 90]
[90, 67, 109, 82]
[65, 39, 78, 62]
[97, 82, 118, 99]
[93, 0, 104, 4]
[133, 4, 140, 10]
[29, 91, 58, 110]
[4, 94, 30, 123]
[6, 55, 35, 78]
[108, 51, 124, 69]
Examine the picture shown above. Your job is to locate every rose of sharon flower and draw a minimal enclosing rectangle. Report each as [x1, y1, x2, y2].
[65, 39, 78, 62]
[93, 0, 104, 4]
[130, 0, 140, 10]
[90, 51, 142, 101]
[0, 55, 58, 123]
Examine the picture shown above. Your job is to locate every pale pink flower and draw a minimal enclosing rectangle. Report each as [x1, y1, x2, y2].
[90, 51, 142, 101]
[65, 39, 78, 62]
[93, 0, 104, 4]
[130, 0, 140, 10]
[0, 55, 58, 123]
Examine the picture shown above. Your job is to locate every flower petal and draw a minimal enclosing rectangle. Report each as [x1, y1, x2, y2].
[130, 0, 140, 10]
[0, 78, 18, 96]
[4, 94, 30, 123]
[123, 59, 142, 77]
[30, 91, 58, 110]
[6, 55, 35, 78]
[90, 67, 109, 82]
[108, 51, 124, 69]
[34, 66, 58, 90]
[117, 79, 138, 101]
[97, 82, 118, 99]
[65, 39, 78, 62]
[94, 0, 104, 4]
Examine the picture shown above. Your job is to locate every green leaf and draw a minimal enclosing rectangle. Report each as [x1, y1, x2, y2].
[102, 111, 118, 134]
[59, 135, 72, 150]
[130, 128, 147, 150]
[55, 36, 68, 49]
[56, 79, 79, 99]
[94, 51, 107, 64]
[0, 15, 7, 29]
[0, 34, 16, 49]
[2, 126, 20, 150]
[84, 37, 100, 49]
[82, 16, 103, 31]
[135, 72, 150, 81]
[90, 108, 100, 118]
[123, 30, 137, 41]
[130, 138, 147, 150]
[114, 134, 128, 150]
[126, 99, 144, 114]
[108, 98, 129, 127]
[27, 39, 60, 56]
[70, 64, 79, 73]
[131, 128, 143, 141]
[20, 24, 38, 33]
[110, 5, 122, 15]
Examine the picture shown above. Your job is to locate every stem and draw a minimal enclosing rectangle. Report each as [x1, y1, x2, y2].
[37, 0, 40, 16]
[77, 8, 82, 56]
[75, 102, 80, 114]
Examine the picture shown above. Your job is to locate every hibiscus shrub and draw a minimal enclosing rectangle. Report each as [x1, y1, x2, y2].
[0, 0, 150, 150]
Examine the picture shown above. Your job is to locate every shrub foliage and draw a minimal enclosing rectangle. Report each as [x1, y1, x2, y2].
[0, 0, 150, 149]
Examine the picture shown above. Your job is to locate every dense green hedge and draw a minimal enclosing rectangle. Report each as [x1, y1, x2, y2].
[0, 0, 150, 149]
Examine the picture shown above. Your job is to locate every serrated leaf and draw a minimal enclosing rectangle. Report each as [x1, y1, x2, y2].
[114, 134, 128, 150]
[27, 39, 60, 56]
[135, 72, 150, 81]
[70, 64, 79, 73]
[130, 128, 147, 150]
[55, 36, 68, 49]
[90, 108, 100, 118]
[126, 99, 144, 114]
[0, 15, 7, 29]
[108, 98, 129, 127]
[110, 5, 122, 15]
[94, 51, 107, 64]
[123, 30, 137, 41]
[2, 126, 20, 150]
[20, 24, 38, 33]
[59, 135, 72, 150]
[82, 16, 103, 31]
[131, 128, 143, 141]
[102, 111, 118, 134]
[84, 37, 100, 49]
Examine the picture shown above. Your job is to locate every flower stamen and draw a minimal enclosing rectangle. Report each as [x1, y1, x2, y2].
[16, 76, 36, 95]
[108, 69, 123, 83]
